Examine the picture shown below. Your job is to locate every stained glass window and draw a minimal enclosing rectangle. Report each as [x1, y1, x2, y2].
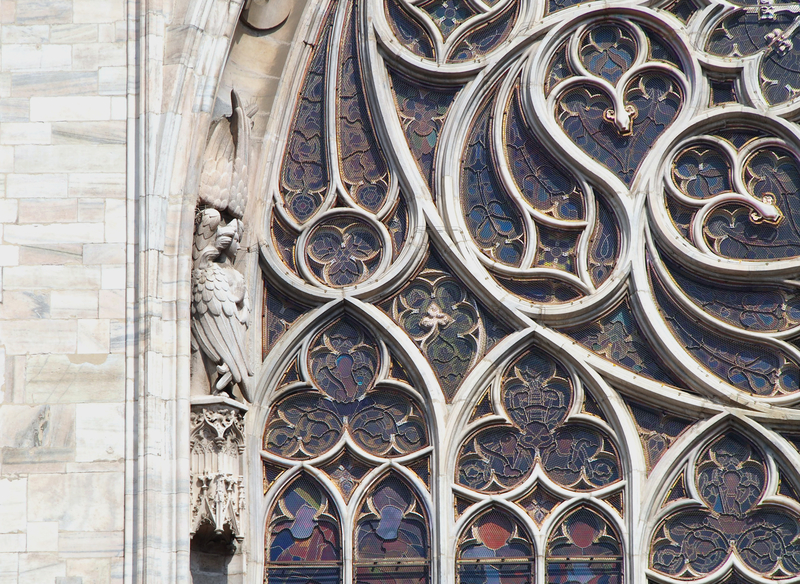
[253, 0, 800, 581]
[266, 475, 342, 584]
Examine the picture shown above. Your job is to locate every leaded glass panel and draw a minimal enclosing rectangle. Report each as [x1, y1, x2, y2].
[251, 0, 800, 581]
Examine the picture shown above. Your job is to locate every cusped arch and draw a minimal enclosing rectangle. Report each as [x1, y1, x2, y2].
[353, 470, 432, 583]
[546, 504, 625, 584]
[446, 326, 638, 497]
[643, 416, 800, 583]
[457, 505, 537, 584]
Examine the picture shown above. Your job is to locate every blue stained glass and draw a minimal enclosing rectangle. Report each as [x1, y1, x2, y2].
[579, 24, 637, 84]
[338, 2, 391, 212]
[385, 0, 435, 59]
[652, 432, 800, 578]
[661, 254, 800, 332]
[458, 509, 534, 584]
[418, 0, 475, 39]
[280, 13, 334, 224]
[462, 97, 525, 266]
[557, 75, 682, 186]
[457, 349, 620, 492]
[355, 475, 430, 584]
[505, 85, 585, 221]
[558, 298, 679, 385]
[588, 198, 619, 286]
[548, 508, 623, 584]
[390, 69, 458, 189]
[448, 5, 517, 63]
[650, 262, 800, 397]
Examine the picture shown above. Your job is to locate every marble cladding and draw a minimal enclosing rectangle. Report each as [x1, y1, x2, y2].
[0, 0, 127, 581]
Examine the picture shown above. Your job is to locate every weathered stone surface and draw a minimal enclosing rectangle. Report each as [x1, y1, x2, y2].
[27, 472, 123, 531]
[25, 354, 124, 402]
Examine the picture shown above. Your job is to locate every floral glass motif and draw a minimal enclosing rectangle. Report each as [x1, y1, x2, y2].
[462, 94, 526, 267]
[355, 475, 430, 584]
[650, 262, 800, 397]
[266, 475, 341, 584]
[390, 69, 458, 188]
[458, 508, 535, 584]
[547, 508, 623, 584]
[623, 398, 692, 473]
[662, 127, 800, 261]
[338, 1, 392, 213]
[457, 349, 620, 492]
[383, 0, 518, 63]
[382, 251, 509, 400]
[279, 11, 333, 225]
[305, 216, 383, 288]
[705, 7, 800, 106]
[651, 432, 800, 579]
[264, 317, 427, 459]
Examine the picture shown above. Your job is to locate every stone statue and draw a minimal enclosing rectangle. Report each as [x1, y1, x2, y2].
[191, 89, 253, 402]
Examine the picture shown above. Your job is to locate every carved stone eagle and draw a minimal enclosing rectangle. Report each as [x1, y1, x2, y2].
[191, 88, 253, 402]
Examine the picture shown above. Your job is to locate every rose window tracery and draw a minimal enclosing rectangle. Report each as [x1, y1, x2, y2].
[252, 0, 800, 581]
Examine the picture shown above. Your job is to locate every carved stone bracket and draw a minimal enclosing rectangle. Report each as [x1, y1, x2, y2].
[190, 396, 248, 548]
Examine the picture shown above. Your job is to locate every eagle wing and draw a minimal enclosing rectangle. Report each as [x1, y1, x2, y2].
[198, 89, 249, 219]
[191, 263, 254, 401]
[192, 208, 221, 264]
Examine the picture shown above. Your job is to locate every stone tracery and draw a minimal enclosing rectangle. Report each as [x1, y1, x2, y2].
[186, 0, 800, 580]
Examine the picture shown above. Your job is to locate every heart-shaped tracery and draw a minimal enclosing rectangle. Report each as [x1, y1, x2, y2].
[546, 19, 686, 187]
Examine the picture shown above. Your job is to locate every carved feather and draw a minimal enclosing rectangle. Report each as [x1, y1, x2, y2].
[193, 208, 222, 264]
[191, 258, 253, 402]
[198, 89, 249, 219]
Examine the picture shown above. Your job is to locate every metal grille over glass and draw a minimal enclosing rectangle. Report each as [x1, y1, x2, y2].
[255, 0, 800, 582]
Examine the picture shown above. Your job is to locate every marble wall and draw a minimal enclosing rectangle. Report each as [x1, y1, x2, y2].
[0, 0, 128, 581]
[0, 0, 314, 578]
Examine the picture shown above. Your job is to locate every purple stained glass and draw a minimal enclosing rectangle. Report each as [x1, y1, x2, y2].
[457, 349, 620, 492]
[448, 4, 517, 63]
[305, 216, 383, 288]
[462, 95, 526, 266]
[380, 250, 509, 401]
[458, 509, 534, 584]
[557, 75, 682, 186]
[505, 85, 585, 221]
[650, 261, 800, 397]
[558, 297, 679, 385]
[706, 10, 800, 106]
[385, 0, 435, 59]
[651, 432, 800, 578]
[390, 70, 458, 189]
[355, 475, 429, 584]
[337, 3, 391, 213]
[268, 476, 341, 563]
[279, 11, 334, 224]
[547, 508, 623, 584]
[661, 253, 800, 333]
[264, 318, 428, 460]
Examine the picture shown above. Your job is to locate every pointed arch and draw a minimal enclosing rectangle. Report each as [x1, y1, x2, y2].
[353, 471, 432, 584]
[644, 416, 800, 583]
[546, 505, 624, 584]
[265, 472, 343, 584]
[457, 506, 536, 584]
